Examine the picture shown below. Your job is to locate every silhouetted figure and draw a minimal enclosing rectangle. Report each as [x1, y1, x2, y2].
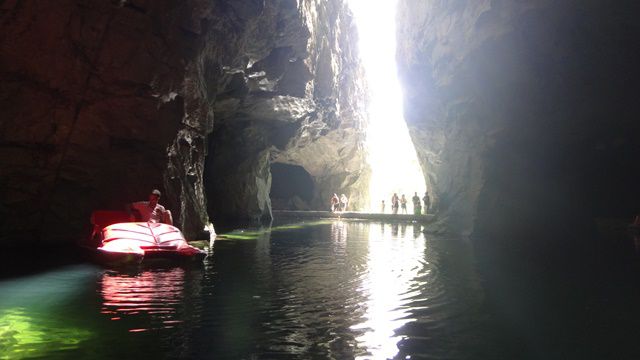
[391, 193, 399, 214]
[423, 191, 431, 214]
[381, 200, 386, 213]
[340, 194, 349, 212]
[412, 192, 422, 215]
[400, 194, 408, 214]
[330, 193, 340, 212]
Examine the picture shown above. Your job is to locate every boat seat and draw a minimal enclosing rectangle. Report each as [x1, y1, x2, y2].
[90, 210, 133, 240]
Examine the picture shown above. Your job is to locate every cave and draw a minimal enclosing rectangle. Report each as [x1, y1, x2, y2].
[1, 0, 639, 264]
[269, 162, 315, 210]
[3, 0, 638, 246]
[2, 0, 640, 357]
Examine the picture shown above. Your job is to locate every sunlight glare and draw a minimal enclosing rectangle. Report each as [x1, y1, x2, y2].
[351, 223, 426, 359]
[348, 0, 426, 210]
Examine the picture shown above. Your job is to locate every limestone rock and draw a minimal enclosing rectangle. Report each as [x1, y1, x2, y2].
[0, 0, 212, 245]
[0, 0, 369, 245]
[396, 0, 640, 243]
[205, 0, 369, 223]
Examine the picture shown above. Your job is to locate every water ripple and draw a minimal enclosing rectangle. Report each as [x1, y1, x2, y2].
[0, 222, 494, 360]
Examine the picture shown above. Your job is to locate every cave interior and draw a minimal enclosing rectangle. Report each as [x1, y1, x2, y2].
[0, 0, 639, 263]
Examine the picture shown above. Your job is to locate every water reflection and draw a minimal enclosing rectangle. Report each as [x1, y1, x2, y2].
[0, 223, 493, 359]
[99, 267, 202, 332]
[331, 220, 348, 258]
[0, 307, 92, 360]
[331, 220, 348, 243]
[413, 224, 422, 238]
[245, 220, 365, 359]
[353, 222, 426, 359]
[0, 265, 95, 359]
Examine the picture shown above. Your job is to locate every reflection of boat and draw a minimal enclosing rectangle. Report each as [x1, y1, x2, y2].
[99, 266, 206, 334]
[87, 210, 207, 266]
[99, 268, 185, 326]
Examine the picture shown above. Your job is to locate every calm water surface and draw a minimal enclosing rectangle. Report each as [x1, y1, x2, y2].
[6, 220, 633, 359]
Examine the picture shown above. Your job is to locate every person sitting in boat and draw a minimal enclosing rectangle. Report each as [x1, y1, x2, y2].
[129, 189, 173, 225]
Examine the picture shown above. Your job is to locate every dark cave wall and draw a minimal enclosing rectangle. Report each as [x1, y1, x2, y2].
[0, 0, 214, 246]
[0, 0, 368, 246]
[204, 121, 273, 224]
[396, 0, 640, 244]
[270, 163, 315, 210]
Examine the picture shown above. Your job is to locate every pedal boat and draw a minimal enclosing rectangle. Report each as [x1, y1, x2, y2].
[89, 211, 206, 266]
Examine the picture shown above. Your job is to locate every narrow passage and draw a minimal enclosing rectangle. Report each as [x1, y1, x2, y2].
[348, 0, 426, 211]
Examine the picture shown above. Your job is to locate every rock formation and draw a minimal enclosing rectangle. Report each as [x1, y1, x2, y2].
[0, 0, 368, 246]
[396, 0, 640, 246]
[0, 0, 210, 246]
[205, 0, 369, 224]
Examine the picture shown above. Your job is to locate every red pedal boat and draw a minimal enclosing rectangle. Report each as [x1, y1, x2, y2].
[87, 210, 207, 266]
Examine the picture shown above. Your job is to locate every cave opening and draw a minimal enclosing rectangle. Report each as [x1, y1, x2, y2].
[270, 162, 315, 210]
[348, 0, 426, 211]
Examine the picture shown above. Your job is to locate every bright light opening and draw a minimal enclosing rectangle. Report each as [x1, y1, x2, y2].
[348, 0, 426, 211]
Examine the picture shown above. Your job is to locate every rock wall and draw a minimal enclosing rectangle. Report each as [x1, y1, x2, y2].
[0, 0, 368, 246]
[396, 0, 640, 244]
[204, 0, 369, 224]
[0, 0, 214, 246]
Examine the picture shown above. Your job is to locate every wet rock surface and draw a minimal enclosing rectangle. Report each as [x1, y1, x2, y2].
[205, 0, 369, 223]
[0, 0, 368, 246]
[397, 0, 640, 243]
[1, 0, 209, 245]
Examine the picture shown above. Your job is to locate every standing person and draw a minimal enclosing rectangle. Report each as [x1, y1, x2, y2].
[400, 194, 408, 214]
[340, 194, 349, 212]
[391, 193, 399, 214]
[129, 189, 173, 225]
[330, 193, 340, 212]
[423, 191, 431, 214]
[381, 200, 386, 213]
[412, 192, 422, 215]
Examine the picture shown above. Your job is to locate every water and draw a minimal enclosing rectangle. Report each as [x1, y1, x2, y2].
[1, 220, 638, 359]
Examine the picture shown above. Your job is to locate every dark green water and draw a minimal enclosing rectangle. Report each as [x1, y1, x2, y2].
[2, 220, 638, 359]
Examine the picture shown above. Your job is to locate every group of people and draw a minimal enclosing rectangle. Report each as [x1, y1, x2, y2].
[330, 193, 349, 212]
[382, 191, 431, 215]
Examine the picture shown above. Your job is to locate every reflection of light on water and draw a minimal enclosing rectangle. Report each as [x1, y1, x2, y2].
[331, 221, 348, 258]
[99, 268, 186, 332]
[0, 307, 91, 359]
[0, 265, 94, 359]
[331, 220, 348, 242]
[353, 223, 426, 359]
